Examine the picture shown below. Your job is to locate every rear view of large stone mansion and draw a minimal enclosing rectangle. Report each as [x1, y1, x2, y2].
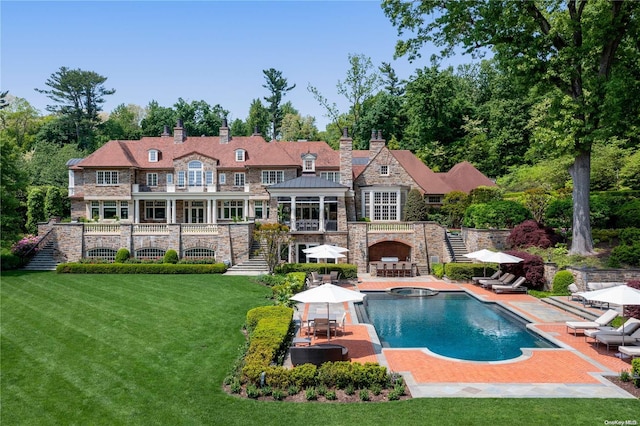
[41, 120, 496, 273]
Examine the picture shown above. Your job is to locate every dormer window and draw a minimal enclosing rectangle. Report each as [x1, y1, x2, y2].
[301, 152, 317, 173]
[235, 149, 246, 162]
[148, 149, 159, 162]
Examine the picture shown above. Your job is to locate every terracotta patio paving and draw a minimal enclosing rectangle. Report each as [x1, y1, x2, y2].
[297, 277, 637, 397]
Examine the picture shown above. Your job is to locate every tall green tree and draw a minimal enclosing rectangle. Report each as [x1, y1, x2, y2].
[173, 98, 228, 137]
[246, 99, 270, 138]
[140, 101, 177, 136]
[0, 97, 43, 151]
[97, 103, 143, 145]
[27, 141, 86, 187]
[262, 68, 296, 140]
[383, 0, 639, 255]
[35, 67, 115, 150]
[0, 138, 29, 245]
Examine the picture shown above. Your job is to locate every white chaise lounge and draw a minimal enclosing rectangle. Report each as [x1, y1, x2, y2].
[565, 309, 618, 336]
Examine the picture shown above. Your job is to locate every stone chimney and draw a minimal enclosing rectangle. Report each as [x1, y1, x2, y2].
[251, 125, 261, 136]
[219, 117, 231, 144]
[369, 129, 385, 160]
[174, 119, 186, 144]
[161, 125, 171, 137]
[339, 127, 353, 189]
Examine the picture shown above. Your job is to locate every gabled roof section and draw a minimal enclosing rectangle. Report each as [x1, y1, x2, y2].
[439, 161, 496, 193]
[390, 150, 453, 194]
[76, 141, 139, 168]
[275, 141, 338, 169]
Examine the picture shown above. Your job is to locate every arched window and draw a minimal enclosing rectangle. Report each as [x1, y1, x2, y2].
[86, 248, 117, 261]
[184, 248, 216, 259]
[188, 161, 203, 186]
[135, 248, 166, 260]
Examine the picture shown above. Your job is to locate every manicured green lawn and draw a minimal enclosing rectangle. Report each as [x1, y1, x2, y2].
[1, 271, 637, 425]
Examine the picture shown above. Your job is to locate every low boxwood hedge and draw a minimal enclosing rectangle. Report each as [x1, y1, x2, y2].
[444, 263, 497, 281]
[275, 263, 357, 279]
[56, 263, 227, 274]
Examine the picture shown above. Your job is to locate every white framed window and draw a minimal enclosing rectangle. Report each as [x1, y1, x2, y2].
[145, 201, 166, 220]
[261, 170, 284, 185]
[254, 200, 269, 219]
[219, 173, 226, 185]
[177, 171, 186, 187]
[166, 173, 173, 185]
[380, 165, 389, 176]
[120, 201, 129, 219]
[148, 149, 158, 162]
[96, 171, 118, 185]
[320, 172, 341, 183]
[90, 200, 128, 220]
[188, 161, 203, 186]
[205, 171, 214, 185]
[234, 173, 245, 187]
[235, 149, 245, 162]
[146, 173, 158, 187]
[218, 200, 244, 220]
[427, 195, 442, 204]
[362, 190, 399, 221]
[303, 159, 315, 172]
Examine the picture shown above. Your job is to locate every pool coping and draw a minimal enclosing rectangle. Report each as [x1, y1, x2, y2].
[345, 279, 637, 398]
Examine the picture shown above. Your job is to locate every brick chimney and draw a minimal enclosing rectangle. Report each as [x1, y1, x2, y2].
[219, 117, 231, 144]
[339, 127, 353, 188]
[174, 119, 186, 144]
[369, 129, 385, 160]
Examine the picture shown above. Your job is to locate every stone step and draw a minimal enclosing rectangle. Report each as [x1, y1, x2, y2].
[542, 297, 599, 321]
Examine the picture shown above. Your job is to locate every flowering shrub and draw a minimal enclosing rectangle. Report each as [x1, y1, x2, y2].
[11, 235, 40, 257]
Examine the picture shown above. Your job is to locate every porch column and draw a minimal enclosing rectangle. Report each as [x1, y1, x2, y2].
[319, 195, 325, 232]
[290, 196, 296, 231]
[396, 189, 401, 221]
[134, 200, 140, 223]
[171, 199, 177, 224]
[369, 191, 375, 221]
[244, 199, 249, 221]
[211, 199, 217, 224]
[166, 198, 172, 223]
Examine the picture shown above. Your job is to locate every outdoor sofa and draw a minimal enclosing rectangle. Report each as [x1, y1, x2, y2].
[290, 344, 349, 366]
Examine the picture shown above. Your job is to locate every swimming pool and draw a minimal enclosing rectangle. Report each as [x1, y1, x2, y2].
[357, 291, 555, 361]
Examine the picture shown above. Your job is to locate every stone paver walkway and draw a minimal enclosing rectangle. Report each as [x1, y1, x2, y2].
[294, 276, 637, 398]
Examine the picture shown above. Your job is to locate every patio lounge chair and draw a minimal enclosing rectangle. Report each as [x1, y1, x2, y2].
[595, 328, 640, 351]
[308, 271, 322, 287]
[472, 270, 500, 285]
[618, 345, 640, 359]
[492, 276, 527, 293]
[480, 273, 515, 289]
[565, 309, 618, 336]
[584, 318, 640, 342]
[329, 270, 339, 284]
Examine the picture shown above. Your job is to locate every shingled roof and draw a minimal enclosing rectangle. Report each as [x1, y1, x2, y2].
[390, 150, 453, 194]
[438, 161, 496, 193]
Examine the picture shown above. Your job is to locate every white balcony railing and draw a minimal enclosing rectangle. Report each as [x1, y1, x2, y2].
[84, 224, 120, 234]
[182, 224, 219, 234]
[133, 224, 170, 234]
[367, 223, 414, 233]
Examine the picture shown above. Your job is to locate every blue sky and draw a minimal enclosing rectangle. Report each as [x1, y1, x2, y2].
[2, 1, 467, 129]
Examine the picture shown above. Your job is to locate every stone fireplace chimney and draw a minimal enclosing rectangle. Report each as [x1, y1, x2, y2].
[174, 119, 186, 144]
[161, 125, 171, 137]
[369, 129, 385, 160]
[339, 127, 353, 189]
[219, 117, 231, 144]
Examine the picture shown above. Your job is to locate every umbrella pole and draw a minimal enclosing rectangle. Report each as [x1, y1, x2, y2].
[327, 303, 331, 340]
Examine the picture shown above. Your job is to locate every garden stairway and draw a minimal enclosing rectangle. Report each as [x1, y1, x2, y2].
[224, 239, 269, 276]
[446, 231, 471, 263]
[21, 240, 60, 271]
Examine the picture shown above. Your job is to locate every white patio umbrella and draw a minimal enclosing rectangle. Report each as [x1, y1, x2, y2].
[291, 283, 365, 340]
[303, 244, 349, 254]
[483, 251, 524, 264]
[304, 245, 346, 273]
[462, 249, 496, 277]
[582, 285, 640, 307]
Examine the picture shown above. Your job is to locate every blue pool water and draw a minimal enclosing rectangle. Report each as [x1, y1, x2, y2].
[359, 291, 555, 361]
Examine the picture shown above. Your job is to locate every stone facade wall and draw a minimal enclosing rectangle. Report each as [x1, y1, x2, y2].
[81, 168, 132, 198]
[567, 267, 640, 291]
[462, 227, 511, 251]
[353, 147, 418, 220]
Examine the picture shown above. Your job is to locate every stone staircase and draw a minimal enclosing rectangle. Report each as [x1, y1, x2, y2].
[21, 240, 60, 271]
[224, 239, 269, 276]
[541, 296, 601, 321]
[446, 231, 471, 263]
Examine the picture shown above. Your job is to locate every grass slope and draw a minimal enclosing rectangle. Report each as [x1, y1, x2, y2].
[1, 271, 637, 425]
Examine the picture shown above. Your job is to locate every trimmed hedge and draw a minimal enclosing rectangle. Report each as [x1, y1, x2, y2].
[552, 270, 574, 295]
[275, 263, 357, 279]
[431, 263, 444, 278]
[242, 306, 294, 383]
[444, 263, 497, 281]
[56, 263, 227, 274]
